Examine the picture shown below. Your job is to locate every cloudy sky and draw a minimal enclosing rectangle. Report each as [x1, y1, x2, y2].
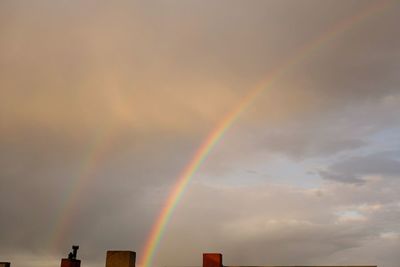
[1, 1, 400, 267]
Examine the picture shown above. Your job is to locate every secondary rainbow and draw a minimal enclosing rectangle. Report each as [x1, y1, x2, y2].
[49, 125, 117, 249]
[138, 2, 392, 267]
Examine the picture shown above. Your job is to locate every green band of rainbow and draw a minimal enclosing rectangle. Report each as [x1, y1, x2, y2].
[138, 2, 392, 267]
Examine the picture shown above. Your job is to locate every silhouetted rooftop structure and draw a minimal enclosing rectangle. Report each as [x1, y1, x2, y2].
[61, 245, 81, 267]
[106, 251, 136, 267]
[1, 247, 378, 267]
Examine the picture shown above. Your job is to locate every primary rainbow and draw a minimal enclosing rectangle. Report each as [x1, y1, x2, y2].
[138, 2, 392, 267]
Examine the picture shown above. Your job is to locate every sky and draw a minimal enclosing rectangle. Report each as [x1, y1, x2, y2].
[1, 1, 400, 267]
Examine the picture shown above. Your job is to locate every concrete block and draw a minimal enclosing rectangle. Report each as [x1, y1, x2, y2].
[106, 251, 136, 267]
[203, 253, 223, 267]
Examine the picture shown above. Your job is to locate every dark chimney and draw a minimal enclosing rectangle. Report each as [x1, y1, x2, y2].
[61, 245, 81, 267]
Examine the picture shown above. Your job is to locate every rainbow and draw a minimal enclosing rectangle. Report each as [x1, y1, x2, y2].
[138, 2, 391, 267]
[49, 125, 117, 249]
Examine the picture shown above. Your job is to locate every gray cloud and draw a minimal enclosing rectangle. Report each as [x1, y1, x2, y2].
[319, 151, 400, 184]
[157, 178, 400, 267]
[1, 1, 400, 267]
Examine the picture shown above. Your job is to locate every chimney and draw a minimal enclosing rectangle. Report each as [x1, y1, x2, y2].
[106, 251, 136, 267]
[61, 245, 81, 267]
[203, 253, 223, 267]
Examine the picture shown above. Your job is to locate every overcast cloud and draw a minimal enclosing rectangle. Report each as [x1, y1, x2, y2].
[1, 1, 400, 267]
